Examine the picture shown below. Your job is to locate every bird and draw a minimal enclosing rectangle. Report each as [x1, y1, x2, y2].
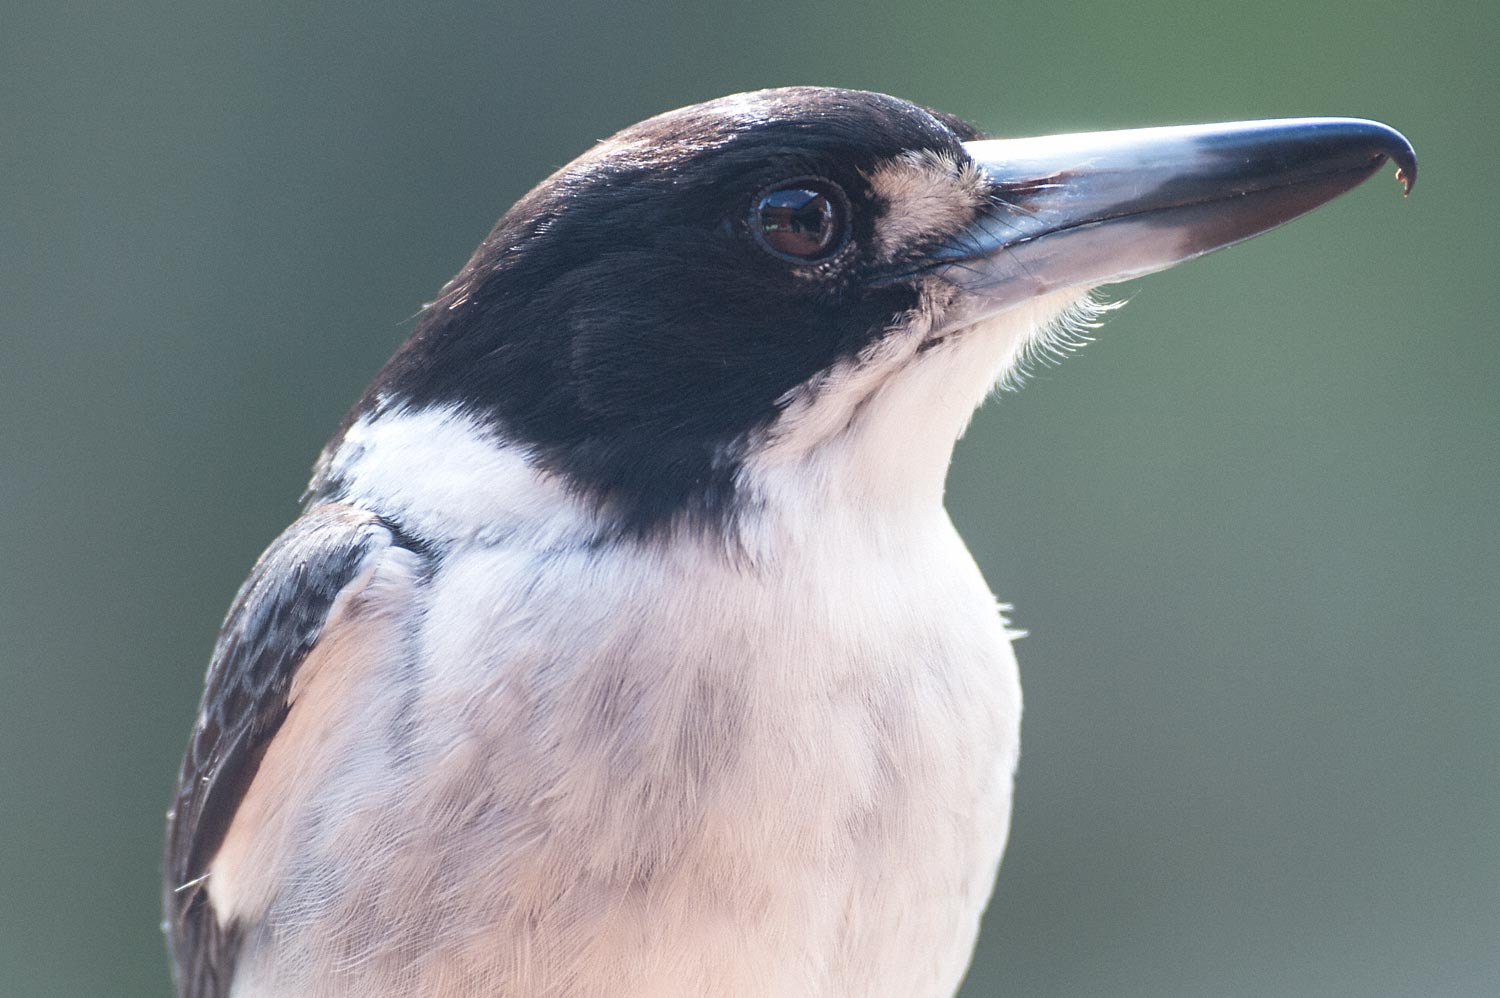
[163, 87, 1415, 998]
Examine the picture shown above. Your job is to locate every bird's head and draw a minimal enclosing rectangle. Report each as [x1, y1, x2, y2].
[316, 87, 1414, 542]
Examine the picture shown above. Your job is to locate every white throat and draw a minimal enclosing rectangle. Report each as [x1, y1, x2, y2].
[743, 289, 1094, 518]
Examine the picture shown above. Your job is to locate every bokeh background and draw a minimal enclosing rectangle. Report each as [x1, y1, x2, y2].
[4, 0, 1495, 994]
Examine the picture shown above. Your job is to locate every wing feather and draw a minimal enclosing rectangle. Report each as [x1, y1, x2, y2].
[162, 504, 423, 998]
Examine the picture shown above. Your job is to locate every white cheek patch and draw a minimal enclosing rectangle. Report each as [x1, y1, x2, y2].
[864, 150, 987, 261]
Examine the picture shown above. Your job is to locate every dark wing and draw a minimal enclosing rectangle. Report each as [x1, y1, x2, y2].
[163, 504, 422, 998]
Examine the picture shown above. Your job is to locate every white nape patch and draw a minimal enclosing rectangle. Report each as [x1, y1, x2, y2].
[864, 150, 987, 260]
[321, 405, 598, 548]
[744, 286, 1096, 523]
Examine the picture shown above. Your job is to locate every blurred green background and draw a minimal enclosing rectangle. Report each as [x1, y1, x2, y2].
[3, 0, 1495, 995]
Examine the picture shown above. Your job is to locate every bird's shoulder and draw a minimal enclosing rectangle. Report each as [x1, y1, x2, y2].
[162, 502, 427, 998]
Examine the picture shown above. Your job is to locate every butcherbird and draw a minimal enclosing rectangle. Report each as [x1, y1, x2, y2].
[164, 87, 1415, 998]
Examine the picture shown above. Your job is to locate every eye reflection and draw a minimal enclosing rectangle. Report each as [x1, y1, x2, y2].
[753, 181, 847, 260]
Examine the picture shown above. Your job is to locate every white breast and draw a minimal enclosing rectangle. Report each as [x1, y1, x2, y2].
[231, 299, 1053, 996]
[230, 503, 1020, 997]
[420, 508, 1019, 998]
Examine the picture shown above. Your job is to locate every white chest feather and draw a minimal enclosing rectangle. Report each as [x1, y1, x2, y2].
[225, 302, 1064, 996]
[231, 509, 1020, 998]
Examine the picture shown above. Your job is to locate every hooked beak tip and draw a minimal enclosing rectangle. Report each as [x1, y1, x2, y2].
[1396, 165, 1415, 196]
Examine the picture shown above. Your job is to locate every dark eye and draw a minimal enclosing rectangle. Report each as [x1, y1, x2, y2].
[751, 180, 848, 260]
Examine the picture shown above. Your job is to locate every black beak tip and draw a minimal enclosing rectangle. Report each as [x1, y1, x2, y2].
[1312, 118, 1416, 196]
[1364, 119, 1417, 195]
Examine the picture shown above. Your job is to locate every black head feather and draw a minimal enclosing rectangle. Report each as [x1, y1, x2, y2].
[318, 88, 983, 533]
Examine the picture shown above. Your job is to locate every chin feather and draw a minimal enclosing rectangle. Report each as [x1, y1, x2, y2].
[995, 292, 1125, 393]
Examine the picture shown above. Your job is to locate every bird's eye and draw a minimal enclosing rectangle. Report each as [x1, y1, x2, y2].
[751, 180, 848, 261]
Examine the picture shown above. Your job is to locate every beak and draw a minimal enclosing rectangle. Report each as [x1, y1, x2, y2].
[931, 117, 1415, 326]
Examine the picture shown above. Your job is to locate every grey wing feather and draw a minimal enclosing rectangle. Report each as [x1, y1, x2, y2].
[162, 504, 421, 998]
